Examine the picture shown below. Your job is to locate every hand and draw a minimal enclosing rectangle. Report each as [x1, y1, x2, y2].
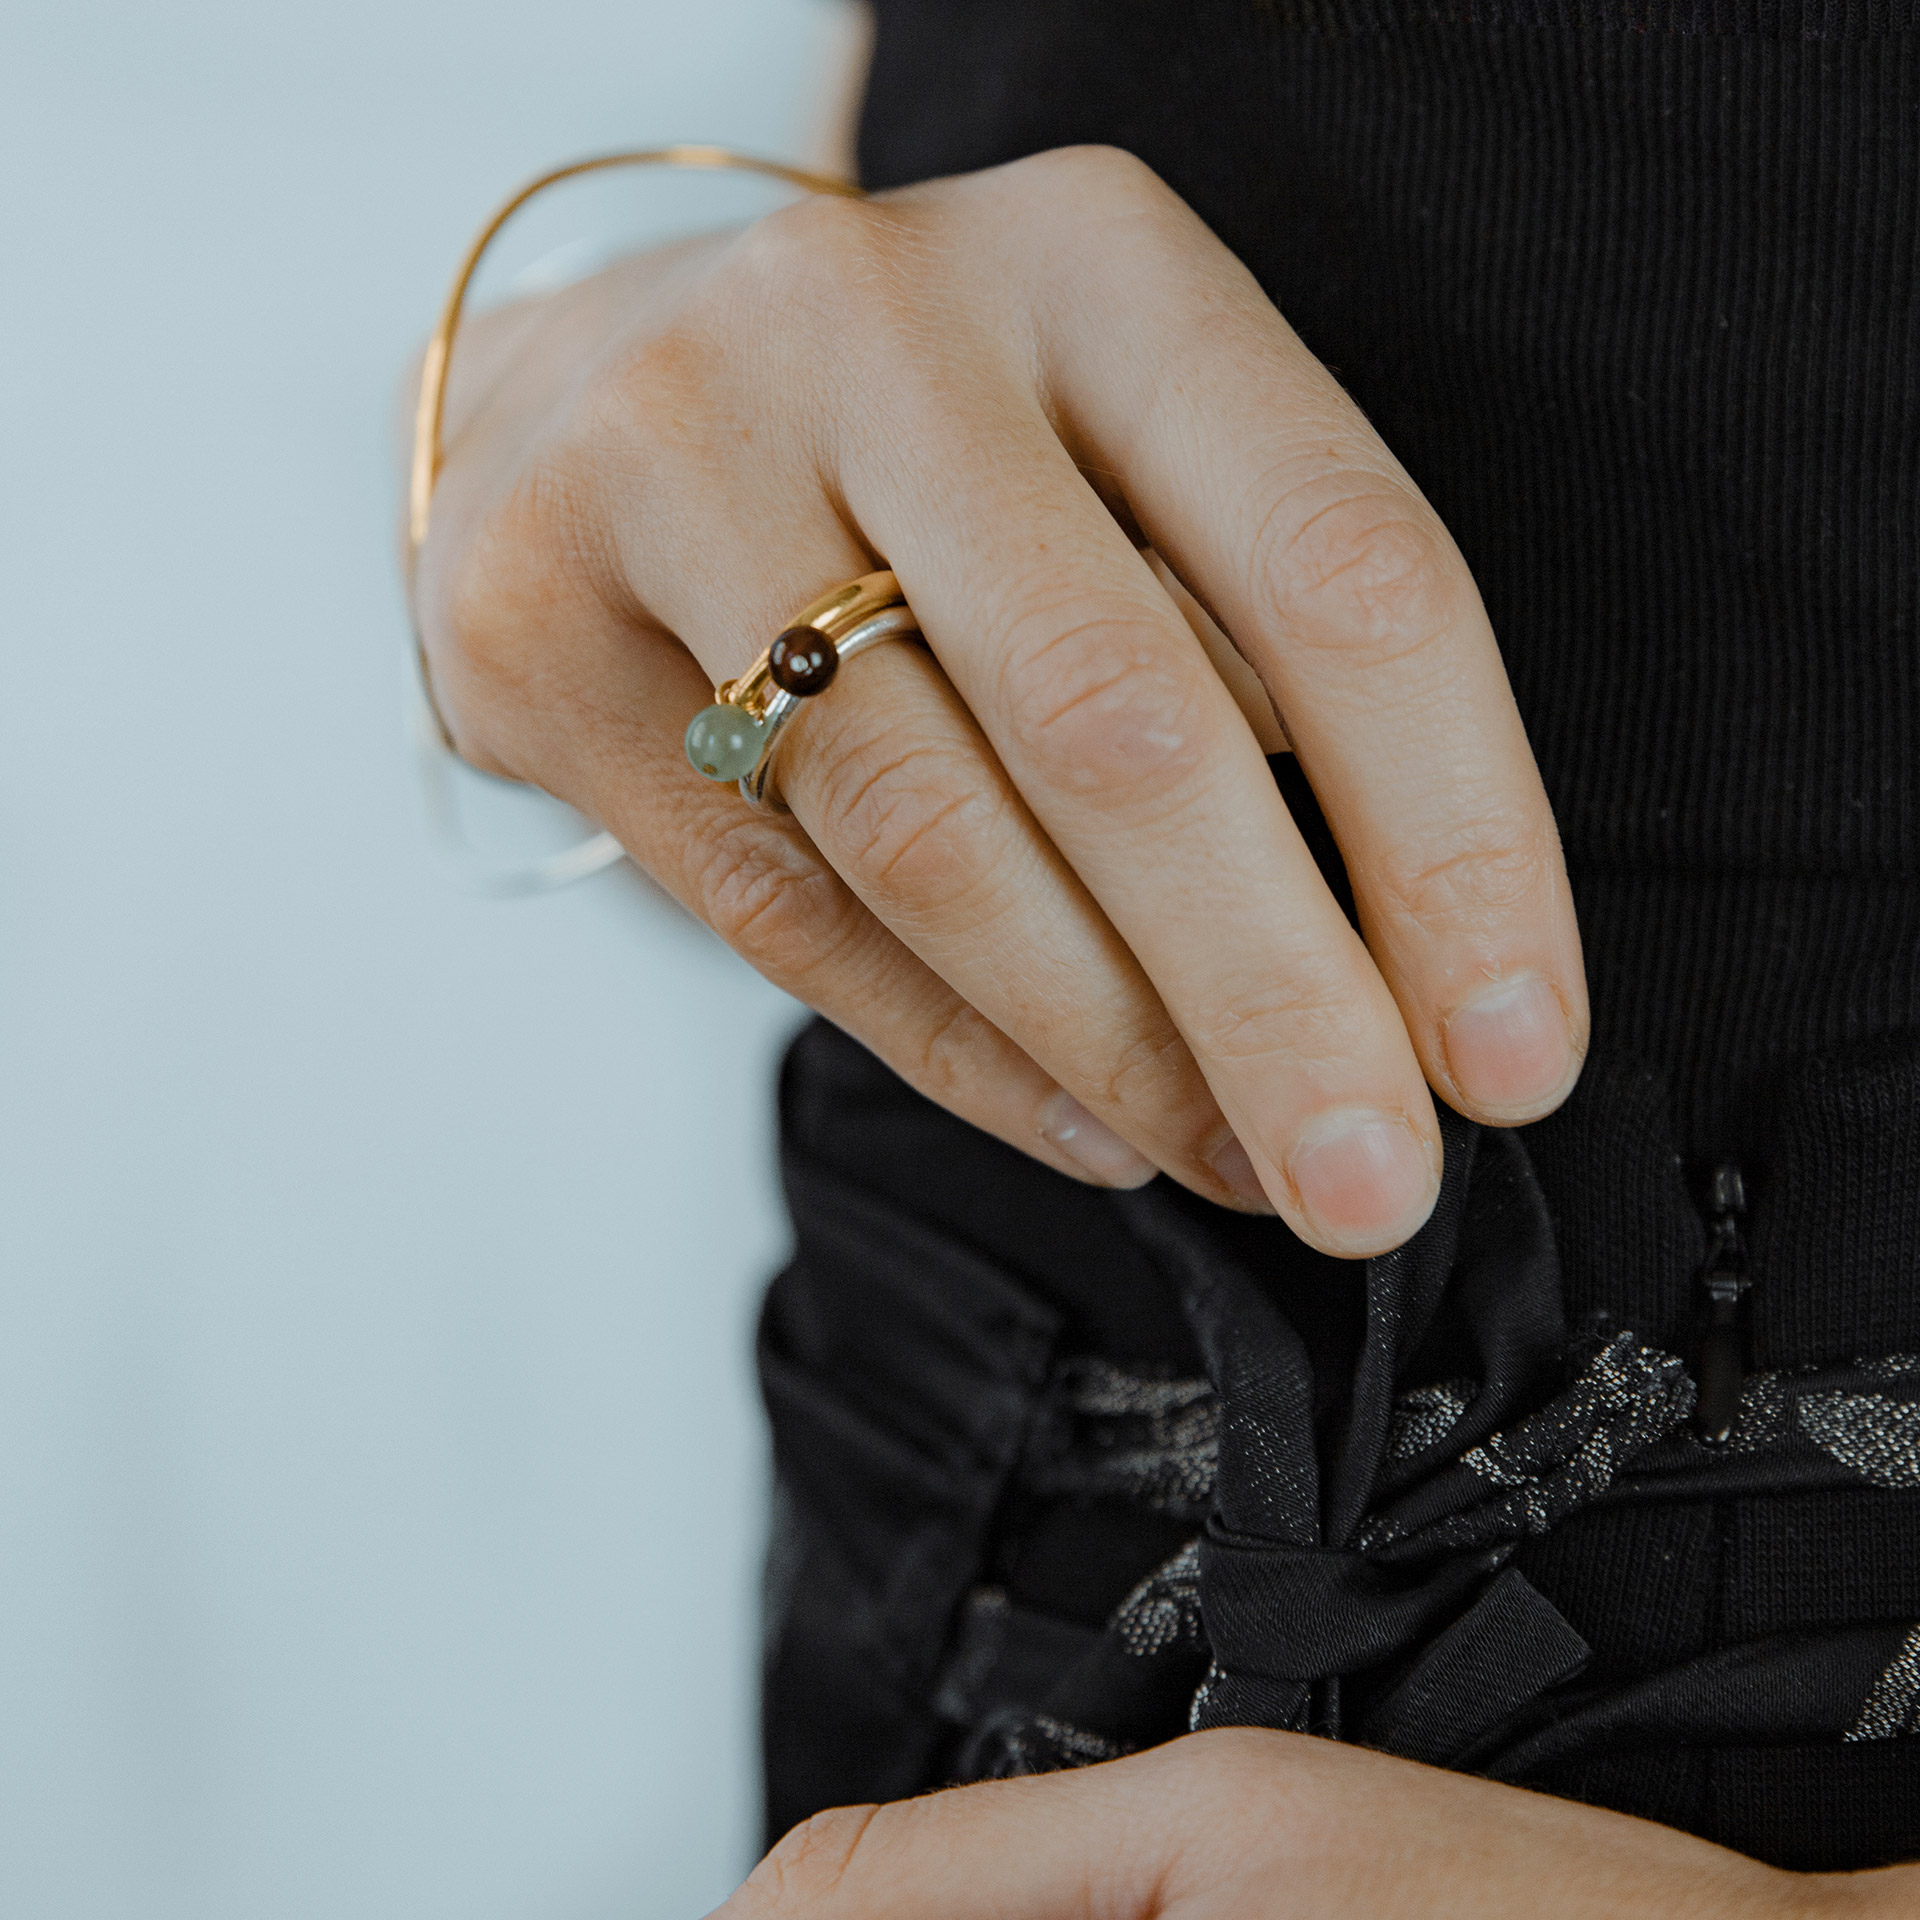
[414, 146, 1589, 1256]
[711, 1728, 1900, 1918]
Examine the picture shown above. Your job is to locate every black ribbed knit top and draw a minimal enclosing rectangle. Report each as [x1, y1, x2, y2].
[856, 4, 1920, 1161]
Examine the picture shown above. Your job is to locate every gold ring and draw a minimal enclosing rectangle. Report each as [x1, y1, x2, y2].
[684, 570, 923, 808]
[405, 147, 867, 756]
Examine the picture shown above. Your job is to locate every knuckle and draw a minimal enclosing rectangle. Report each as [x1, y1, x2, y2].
[433, 462, 599, 745]
[1005, 141, 1164, 204]
[740, 1804, 883, 1912]
[707, 194, 947, 431]
[810, 728, 1003, 916]
[1167, 1731, 1328, 1853]
[1093, 1017, 1199, 1116]
[996, 607, 1220, 805]
[724, 192, 899, 324]
[1184, 965, 1365, 1070]
[1258, 484, 1461, 665]
[1371, 817, 1561, 936]
[753, 187, 884, 264]
[690, 821, 842, 983]
[909, 997, 1004, 1108]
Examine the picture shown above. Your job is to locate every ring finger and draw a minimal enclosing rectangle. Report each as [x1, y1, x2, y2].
[618, 506, 1260, 1210]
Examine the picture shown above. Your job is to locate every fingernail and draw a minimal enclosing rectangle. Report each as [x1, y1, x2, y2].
[1288, 1109, 1436, 1252]
[1442, 973, 1574, 1115]
[1207, 1134, 1277, 1213]
[1038, 1093, 1158, 1189]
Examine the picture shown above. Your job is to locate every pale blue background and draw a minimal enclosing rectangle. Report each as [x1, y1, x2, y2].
[0, 3, 863, 1914]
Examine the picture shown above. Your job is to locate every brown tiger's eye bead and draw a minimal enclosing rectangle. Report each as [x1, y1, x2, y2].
[768, 626, 840, 697]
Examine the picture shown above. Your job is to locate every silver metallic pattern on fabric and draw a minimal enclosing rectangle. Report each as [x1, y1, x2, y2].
[1846, 1626, 1920, 1742]
[1797, 1392, 1920, 1488]
[1026, 1358, 1220, 1515]
[1112, 1540, 1204, 1659]
[1362, 1335, 1694, 1553]
[1027, 1717, 1126, 1765]
[1723, 1354, 1920, 1482]
[1863, 1353, 1920, 1380]
[1462, 1335, 1692, 1507]
[1188, 1661, 1224, 1733]
[1723, 1368, 1797, 1453]
[1188, 1658, 1308, 1736]
[1388, 1380, 1476, 1461]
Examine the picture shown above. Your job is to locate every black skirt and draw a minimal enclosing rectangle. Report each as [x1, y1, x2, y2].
[760, 1016, 1920, 1871]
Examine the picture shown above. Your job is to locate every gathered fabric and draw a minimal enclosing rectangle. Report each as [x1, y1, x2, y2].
[760, 1020, 1920, 1870]
[956, 1113, 1920, 1783]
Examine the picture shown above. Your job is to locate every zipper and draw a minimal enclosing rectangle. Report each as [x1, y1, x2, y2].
[1692, 1163, 1750, 1446]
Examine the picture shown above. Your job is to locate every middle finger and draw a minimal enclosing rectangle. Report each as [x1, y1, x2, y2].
[845, 394, 1445, 1256]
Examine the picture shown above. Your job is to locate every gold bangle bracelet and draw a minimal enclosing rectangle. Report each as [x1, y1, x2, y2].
[405, 147, 867, 755]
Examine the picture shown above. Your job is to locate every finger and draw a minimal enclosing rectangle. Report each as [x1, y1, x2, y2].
[582, 440, 1255, 1207]
[842, 390, 1443, 1255]
[1030, 154, 1588, 1126]
[1148, 548, 1291, 756]
[415, 497, 1155, 1192]
[775, 636, 1259, 1207]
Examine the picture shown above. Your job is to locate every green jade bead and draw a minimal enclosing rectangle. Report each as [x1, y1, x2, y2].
[685, 703, 771, 782]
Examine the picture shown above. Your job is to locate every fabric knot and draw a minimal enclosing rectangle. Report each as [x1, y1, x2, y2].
[950, 1114, 1920, 1788]
[1187, 1331, 1691, 1750]
[1197, 1534, 1498, 1683]
[1356, 1333, 1696, 1558]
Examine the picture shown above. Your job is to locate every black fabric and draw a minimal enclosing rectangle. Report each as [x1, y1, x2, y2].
[857, 10, 1920, 1161]
[755, 0, 1920, 1876]
[763, 1022, 1920, 1866]
[759, 1133, 1062, 1821]
[945, 1105, 1920, 1788]
[1749, 1037, 1920, 1365]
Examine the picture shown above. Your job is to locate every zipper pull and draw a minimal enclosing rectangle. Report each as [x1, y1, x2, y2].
[1693, 1163, 1749, 1446]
